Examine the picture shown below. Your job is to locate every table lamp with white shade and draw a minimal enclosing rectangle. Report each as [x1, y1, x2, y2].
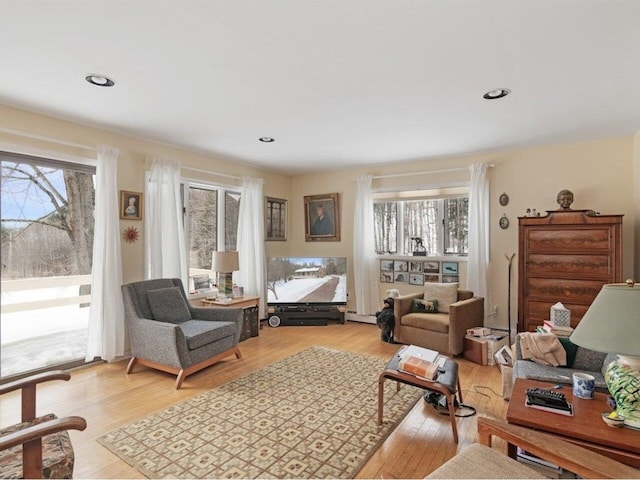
[211, 251, 239, 298]
[570, 279, 640, 429]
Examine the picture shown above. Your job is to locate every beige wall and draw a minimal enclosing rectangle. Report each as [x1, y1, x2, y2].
[2, 104, 638, 332]
[0, 104, 292, 283]
[291, 136, 638, 331]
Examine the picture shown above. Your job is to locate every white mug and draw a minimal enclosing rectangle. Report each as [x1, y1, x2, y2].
[573, 372, 595, 399]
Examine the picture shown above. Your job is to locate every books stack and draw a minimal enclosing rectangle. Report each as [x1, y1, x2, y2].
[398, 345, 444, 381]
[538, 320, 574, 337]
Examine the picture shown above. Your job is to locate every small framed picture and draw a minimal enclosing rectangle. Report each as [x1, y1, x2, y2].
[409, 261, 423, 273]
[442, 275, 459, 284]
[425, 274, 440, 283]
[424, 261, 440, 274]
[394, 260, 408, 272]
[380, 271, 394, 283]
[394, 272, 408, 283]
[380, 259, 394, 271]
[120, 191, 143, 220]
[442, 262, 459, 275]
[409, 273, 424, 286]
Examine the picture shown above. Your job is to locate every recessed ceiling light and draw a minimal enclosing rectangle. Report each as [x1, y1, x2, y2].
[85, 74, 115, 87]
[483, 88, 511, 100]
[259, 137, 275, 143]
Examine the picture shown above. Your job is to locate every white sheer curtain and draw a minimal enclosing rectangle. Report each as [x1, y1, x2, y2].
[236, 176, 266, 318]
[467, 163, 491, 318]
[86, 145, 125, 362]
[145, 157, 188, 288]
[353, 174, 380, 314]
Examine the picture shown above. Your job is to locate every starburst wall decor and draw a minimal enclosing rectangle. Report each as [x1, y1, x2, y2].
[122, 226, 140, 243]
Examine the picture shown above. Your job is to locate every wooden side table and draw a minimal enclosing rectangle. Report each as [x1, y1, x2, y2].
[200, 296, 260, 341]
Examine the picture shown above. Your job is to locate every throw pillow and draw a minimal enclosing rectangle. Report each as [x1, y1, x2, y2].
[147, 286, 192, 323]
[557, 336, 578, 367]
[423, 282, 458, 313]
[412, 298, 439, 313]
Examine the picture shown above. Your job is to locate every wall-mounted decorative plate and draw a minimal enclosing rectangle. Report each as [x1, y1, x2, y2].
[499, 193, 509, 206]
[499, 214, 510, 229]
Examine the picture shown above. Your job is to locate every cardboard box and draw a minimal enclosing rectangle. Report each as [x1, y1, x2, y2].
[463, 335, 488, 365]
[485, 335, 509, 366]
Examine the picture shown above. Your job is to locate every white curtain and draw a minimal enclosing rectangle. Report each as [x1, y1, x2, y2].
[353, 174, 380, 314]
[467, 163, 491, 318]
[86, 145, 125, 362]
[236, 176, 266, 318]
[145, 157, 188, 288]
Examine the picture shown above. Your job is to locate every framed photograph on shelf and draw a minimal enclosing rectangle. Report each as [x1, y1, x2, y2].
[304, 193, 340, 242]
[409, 273, 424, 286]
[425, 274, 440, 283]
[409, 261, 423, 272]
[265, 197, 287, 241]
[380, 271, 394, 283]
[380, 259, 394, 271]
[442, 261, 459, 275]
[120, 191, 143, 220]
[394, 260, 408, 272]
[394, 272, 408, 283]
[442, 275, 459, 283]
[424, 261, 440, 274]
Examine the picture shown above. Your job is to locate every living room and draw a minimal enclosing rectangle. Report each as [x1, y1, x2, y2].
[1, 1, 640, 478]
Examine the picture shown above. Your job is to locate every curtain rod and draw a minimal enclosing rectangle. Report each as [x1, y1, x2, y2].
[0, 127, 97, 152]
[181, 165, 242, 180]
[372, 163, 494, 180]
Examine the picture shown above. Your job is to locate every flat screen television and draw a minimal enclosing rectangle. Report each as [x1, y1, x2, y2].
[267, 257, 347, 305]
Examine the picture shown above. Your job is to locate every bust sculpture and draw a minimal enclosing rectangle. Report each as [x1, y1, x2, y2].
[556, 189, 574, 210]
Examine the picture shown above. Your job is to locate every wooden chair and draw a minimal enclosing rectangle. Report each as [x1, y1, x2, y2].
[0, 371, 86, 479]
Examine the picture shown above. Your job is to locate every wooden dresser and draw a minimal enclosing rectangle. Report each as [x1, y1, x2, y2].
[517, 210, 622, 332]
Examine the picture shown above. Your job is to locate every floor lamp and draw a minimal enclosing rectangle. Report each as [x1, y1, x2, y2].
[211, 251, 239, 298]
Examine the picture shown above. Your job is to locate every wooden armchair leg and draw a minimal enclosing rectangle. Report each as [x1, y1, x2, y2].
[126, 357, 138, 374]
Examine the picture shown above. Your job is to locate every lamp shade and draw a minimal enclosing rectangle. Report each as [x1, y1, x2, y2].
[211, 251, 239, 273]
[570, 282, 640, 356]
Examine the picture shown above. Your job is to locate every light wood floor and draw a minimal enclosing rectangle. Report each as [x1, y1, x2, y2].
[0, 321, 509, 479]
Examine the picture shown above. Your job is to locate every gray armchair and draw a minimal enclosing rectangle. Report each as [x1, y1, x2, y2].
[122, 278, 243, 389]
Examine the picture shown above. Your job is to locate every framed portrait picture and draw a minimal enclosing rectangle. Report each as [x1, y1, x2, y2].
[304, 193, 340, 242]
[424, 261, 440, 274]
[393, 260, 408, 272]
[265, 197, 287, 241]
[120, 191, 143, 220]
[425, 274, 440, 283]
[409, 273, 424, 286]
[443, 262, 459, 275]
[394, 272, 408, 283]
[442, 275, 459, 284]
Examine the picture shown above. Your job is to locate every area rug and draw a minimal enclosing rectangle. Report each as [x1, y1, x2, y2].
[97, 346, 422, 479]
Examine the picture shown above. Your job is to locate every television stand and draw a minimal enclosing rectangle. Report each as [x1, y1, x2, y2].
[267, 304, 345, 327]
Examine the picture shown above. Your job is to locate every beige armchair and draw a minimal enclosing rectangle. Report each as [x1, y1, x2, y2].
[393, 289, 484, 355]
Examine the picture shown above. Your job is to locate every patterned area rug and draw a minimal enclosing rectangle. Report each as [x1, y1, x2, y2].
[98, 346, 422, 479]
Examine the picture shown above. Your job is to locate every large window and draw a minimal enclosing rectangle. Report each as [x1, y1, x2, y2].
[182, 183, 240, 279]
[374, 187, 469, 256]
[1, 151, 95, 379]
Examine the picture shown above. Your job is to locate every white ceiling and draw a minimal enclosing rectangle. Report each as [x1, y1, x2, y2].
[1, 0, 639, 174]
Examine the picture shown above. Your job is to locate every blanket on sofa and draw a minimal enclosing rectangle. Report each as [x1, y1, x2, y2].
[519, 332, 566, 366]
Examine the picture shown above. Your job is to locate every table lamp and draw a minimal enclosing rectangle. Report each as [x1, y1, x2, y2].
[211, 251, 239, 298]
[570, 279, 640, 429]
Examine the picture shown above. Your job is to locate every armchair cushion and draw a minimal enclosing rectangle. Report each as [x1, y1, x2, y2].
[147, 286, 192, 323]
[180, 320, 236, 350]
[424, 283, 458, 313]
[412, 298, 438, 313]
[401, 312, 450, 334]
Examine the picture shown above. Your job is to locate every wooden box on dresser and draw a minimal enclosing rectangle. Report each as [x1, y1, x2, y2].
[518, 209, 622, 332]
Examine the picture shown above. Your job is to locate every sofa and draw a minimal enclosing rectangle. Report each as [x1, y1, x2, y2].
[393, 284, 485, 355]
[513, 332, 617, 392]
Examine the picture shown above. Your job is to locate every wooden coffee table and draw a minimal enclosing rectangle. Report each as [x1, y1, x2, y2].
[507, 378, 640, 467]
[378, 346, 462, 443]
